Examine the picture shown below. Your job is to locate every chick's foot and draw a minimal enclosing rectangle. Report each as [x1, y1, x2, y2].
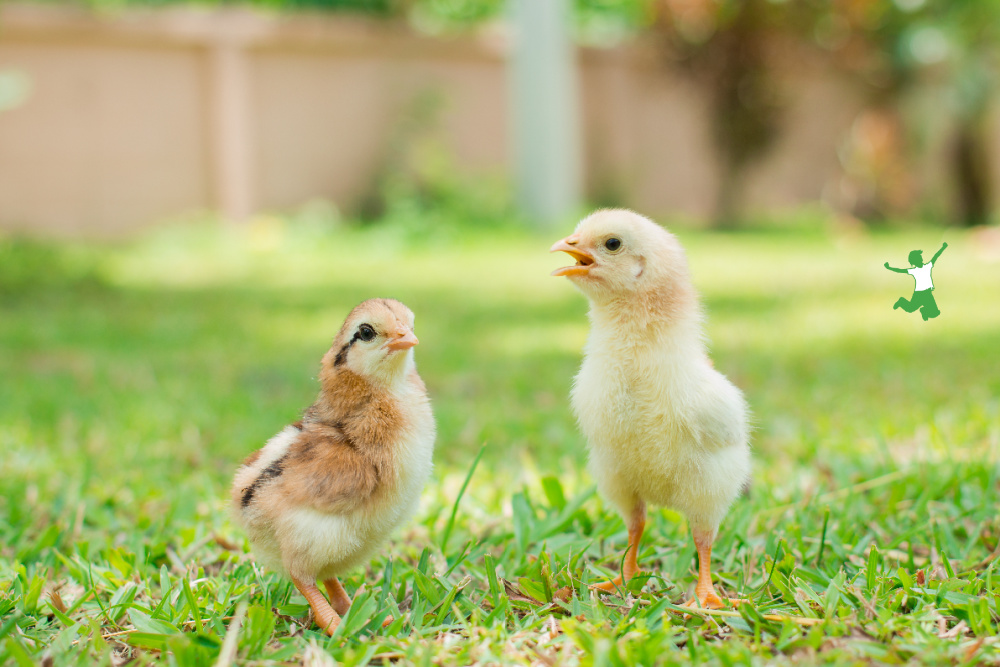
[590, 571, 645, 594]
[590, 576, 623, 592]
[323, 577, 353, 617]
[294, 577, 341, 636]
[682, 591, 747, 610]
[592, 502, 647, 595]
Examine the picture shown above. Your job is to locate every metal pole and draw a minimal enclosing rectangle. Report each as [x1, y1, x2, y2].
[208, 39, 254, 223]
[509, 0, 582, 226]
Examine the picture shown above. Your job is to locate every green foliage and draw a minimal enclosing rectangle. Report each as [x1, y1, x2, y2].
[358, 89, 521, 239]
[409, 0, 503, 30]
[1, 218, 999, 664]
[0, 237, 104, 293]
[69, 0, 401, 15]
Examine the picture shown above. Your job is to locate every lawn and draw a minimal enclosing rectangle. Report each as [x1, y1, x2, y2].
[1, 217, 999, 665]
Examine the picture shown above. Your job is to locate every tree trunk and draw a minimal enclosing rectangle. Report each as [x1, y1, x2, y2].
[953, 115, 993, 227]
[714, 161, 745, 230]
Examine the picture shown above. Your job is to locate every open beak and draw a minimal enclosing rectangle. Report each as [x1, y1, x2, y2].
[385, 330, 419, 352]
[550, 237, 595, 277]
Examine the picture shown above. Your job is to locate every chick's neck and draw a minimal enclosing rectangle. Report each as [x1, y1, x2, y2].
[316, 362, 415, 418]
[588, 279, 701, 337]
[307, 367, 370, 423]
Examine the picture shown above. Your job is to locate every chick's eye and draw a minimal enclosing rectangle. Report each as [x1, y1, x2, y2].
[357, 324, 376, 342]
[605, 237, 622, 252]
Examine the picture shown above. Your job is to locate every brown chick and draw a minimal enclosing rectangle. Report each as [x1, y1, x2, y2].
[231, 298, 435, 635]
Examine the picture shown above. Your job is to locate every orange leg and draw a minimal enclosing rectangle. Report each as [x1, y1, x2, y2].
[293, 577, 341, 635]
[683, 528, 745, 609]
[592, 501, 646, 593]
[323, 577, 352, 617]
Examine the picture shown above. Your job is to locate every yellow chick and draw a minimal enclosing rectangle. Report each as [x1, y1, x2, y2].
[231, 298, 435, 634]
[550, 209, 750, 609]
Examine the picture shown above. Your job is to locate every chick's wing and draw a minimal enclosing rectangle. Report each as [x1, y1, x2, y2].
[276, 427, 380, 514]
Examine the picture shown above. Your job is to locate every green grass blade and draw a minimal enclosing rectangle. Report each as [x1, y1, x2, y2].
[440, 443, 486, 553]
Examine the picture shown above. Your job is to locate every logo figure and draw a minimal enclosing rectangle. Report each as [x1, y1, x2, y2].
[884, 242, 947, 320]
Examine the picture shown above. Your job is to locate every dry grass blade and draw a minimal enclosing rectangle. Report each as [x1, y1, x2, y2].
[302, 639, 337, 667]
[212, 535, 240, 552]
[963, 637, 985, 662]
[969, 542, 1000, 571]
[48, 590, 68, 615]
[214, 600, 248, 667]
[502, 580, 543, 607]
[70, 616, 237, 646]
[667, 604, 823, 626]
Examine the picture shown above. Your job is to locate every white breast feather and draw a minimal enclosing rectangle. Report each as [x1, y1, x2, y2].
[280, 414, 434, 580]
[572, 323, 750, 533]
[242, 383, 435, 581]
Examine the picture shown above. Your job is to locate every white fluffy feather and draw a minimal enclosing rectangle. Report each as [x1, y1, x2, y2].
[235, 381, 434, 580]
[555, 208, 751, 542]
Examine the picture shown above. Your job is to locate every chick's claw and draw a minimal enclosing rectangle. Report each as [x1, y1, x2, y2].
[590, 571, 646, 594]
[589, 576, 624, 593]
[682, 593, 748, 610]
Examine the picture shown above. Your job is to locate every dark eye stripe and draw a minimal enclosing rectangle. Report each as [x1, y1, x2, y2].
[334, 323, 377, 366]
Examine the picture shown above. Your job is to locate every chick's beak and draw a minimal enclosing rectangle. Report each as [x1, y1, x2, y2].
[385, 329, 419, 351]
[550, 236, 595, 277]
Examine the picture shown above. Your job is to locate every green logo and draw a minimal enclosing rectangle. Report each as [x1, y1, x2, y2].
[884, 243, 947, 321]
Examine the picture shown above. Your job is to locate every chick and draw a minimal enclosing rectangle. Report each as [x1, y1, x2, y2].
[231, 298, 435, 634]
[550, 209, 750, 609]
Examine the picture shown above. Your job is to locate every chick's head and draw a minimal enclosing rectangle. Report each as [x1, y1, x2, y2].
[322, 298, 419, 386]
[550, 209, 692, 308]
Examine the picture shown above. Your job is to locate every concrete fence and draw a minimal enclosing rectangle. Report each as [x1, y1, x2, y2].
[0, 4, 979, 236]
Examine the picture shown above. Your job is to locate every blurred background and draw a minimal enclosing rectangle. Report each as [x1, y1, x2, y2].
[3, 0, 1000, 233]
[2, 5, 1000, 663]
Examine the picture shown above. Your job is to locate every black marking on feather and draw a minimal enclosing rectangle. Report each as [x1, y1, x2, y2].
[241, 454, 287, 508]
[333, 328, 369, 366]
[333, 342, 352, 366]
[298, 439, 315, 460]
[331, 420, 360, 451]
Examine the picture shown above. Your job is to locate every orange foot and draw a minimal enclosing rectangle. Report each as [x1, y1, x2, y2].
[590, 576, 623, 593]
[682, 591, 748, 610]
[590, 571, 644, 594]
[293, 577, 341, 636]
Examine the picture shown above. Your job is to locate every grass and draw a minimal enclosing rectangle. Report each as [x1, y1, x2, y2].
[1, 216, 999, 665]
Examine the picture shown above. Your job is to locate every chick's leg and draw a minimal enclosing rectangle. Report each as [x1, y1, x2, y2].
[293, 577, 341, 635]
[592, 500, 646, 592]
[684, 528, 745, 609]
[323, 577, 352, 616]
[323, 577, 396, 630]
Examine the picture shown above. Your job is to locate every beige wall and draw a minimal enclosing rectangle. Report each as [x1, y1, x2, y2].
[0, 39, 211, 235]
[0, 4, 933, 236]
[0, 5, 511, 235]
